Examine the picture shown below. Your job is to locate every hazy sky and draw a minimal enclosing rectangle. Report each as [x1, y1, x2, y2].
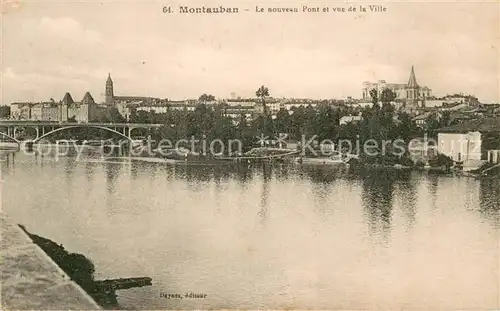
[1, 0, 498, 104]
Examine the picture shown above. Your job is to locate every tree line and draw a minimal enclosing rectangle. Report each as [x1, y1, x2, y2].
[124, 87, 453, 154]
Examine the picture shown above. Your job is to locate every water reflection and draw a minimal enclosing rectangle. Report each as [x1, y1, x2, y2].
[361, 169, 395, 245]
[84, 161, 95, 184]
[64, 158, 77, 181]
[105, 163, 122, 194]
[273, 164, 290, 181]
[0, 152, 14, 168]
[315, 185, 334, 221]
[395, 172, 418, 230]
[4, 152, 500, 310]
[425, 173, 439, 210]
[258, 164, 272, 225]
[213, 166, 230, 187]
[234, 164, 252, 188]
[176, 165, 212, 191]
[130, 161, 140, 180]
[478, 178, 500, 226]
[301, 165, 346, 184]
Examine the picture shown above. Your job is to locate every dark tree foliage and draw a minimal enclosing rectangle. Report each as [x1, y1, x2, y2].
[0, 105, 11, 118]
[198, 94, 216, 102]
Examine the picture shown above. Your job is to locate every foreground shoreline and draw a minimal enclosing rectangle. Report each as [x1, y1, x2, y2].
[1, 213, 152, 310]
[0, 213, 101, 310]
[18, 225, 153, 309]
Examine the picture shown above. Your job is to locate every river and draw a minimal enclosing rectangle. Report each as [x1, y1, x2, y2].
[1, 150, 499, 310]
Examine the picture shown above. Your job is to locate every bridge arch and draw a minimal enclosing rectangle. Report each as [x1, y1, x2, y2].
[0, 132, 21, 145]
[33, 125, 133, 143]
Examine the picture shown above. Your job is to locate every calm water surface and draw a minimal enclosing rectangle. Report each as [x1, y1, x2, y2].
[1, 151, 499, 310]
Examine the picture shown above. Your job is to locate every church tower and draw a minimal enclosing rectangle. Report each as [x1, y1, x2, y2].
[406, 66, 419, 107]
[105, 73, 114, 105]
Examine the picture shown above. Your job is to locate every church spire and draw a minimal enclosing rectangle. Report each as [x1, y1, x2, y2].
[407, 65, 418, 88]
[406, 66, 420, 108]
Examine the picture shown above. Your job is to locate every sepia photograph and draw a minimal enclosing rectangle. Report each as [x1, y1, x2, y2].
[1, 0, 499, 310]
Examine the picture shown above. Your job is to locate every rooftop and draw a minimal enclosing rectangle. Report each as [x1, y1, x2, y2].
[114, 96, 161, 101]
[438, 116, 500, 133]
[407, 65, 418, 88]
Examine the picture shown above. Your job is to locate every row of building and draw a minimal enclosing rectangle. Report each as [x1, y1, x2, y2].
[7, 67, 495, 126]
[419, 116, 500, 170]
[9, 73, 335, 123]
[10, 92, 107, 123]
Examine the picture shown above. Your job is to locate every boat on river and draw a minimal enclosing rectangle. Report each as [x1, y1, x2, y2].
[153, 146, 200, 160]
[214, 147, 300, 163]
[295, 151, 351, 166]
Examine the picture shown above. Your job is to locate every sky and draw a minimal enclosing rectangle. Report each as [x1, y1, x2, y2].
[1, 0, 499, 104]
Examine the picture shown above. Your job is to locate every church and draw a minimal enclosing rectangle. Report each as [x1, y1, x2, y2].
[361, 66, 432, 107]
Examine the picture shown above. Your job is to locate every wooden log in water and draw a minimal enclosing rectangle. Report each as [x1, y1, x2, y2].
[94, 277, 153, 291]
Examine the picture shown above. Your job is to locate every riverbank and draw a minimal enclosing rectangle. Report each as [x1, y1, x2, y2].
[16, 224, 152, 309]
[0, 212, 101, 310]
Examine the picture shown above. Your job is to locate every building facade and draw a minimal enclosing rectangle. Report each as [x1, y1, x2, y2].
[438, 131, 482, 162]
[10, 92, 105, 123]
[10, 103, 33, 120]
[30, 102, 58, 121]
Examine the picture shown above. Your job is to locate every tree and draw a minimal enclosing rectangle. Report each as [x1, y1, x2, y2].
[0, 105, 11, 119]
[314, 104, 338, 141]
[396, 111, 420, 141]
[439, 111, 451, 127]
[133, 111, 150, 124]
[379, 89, 397, 140]
[108, 107, 126, 123]
[255, 85, 270, 114]
[255, 85, 270, 138]
[380, 88, 396, 105]
[429, 153, 454, 170]
[289, 106, 306, 140]
[369, 89, 378, 105]
[199, 94, 216, 103]
[274, 108, 291, 135]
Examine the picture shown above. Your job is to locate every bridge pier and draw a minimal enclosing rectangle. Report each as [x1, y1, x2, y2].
[128, 127, 136, 140]
[24, 141, 34, 150]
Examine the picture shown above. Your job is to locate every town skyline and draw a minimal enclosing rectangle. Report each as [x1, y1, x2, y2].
[2, 68, 490, 105]
[1, 1, 498, 105]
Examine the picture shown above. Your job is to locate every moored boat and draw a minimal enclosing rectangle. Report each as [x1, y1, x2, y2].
[214, 147, 300, 162]
[295, 151, 349, 165]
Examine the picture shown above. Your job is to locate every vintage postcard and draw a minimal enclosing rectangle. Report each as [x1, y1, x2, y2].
[1, 0, 499, 310]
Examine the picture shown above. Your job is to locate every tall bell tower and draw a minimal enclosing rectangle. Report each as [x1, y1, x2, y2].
[406, 66, 419, 108]
[105, 73, 114, 105]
